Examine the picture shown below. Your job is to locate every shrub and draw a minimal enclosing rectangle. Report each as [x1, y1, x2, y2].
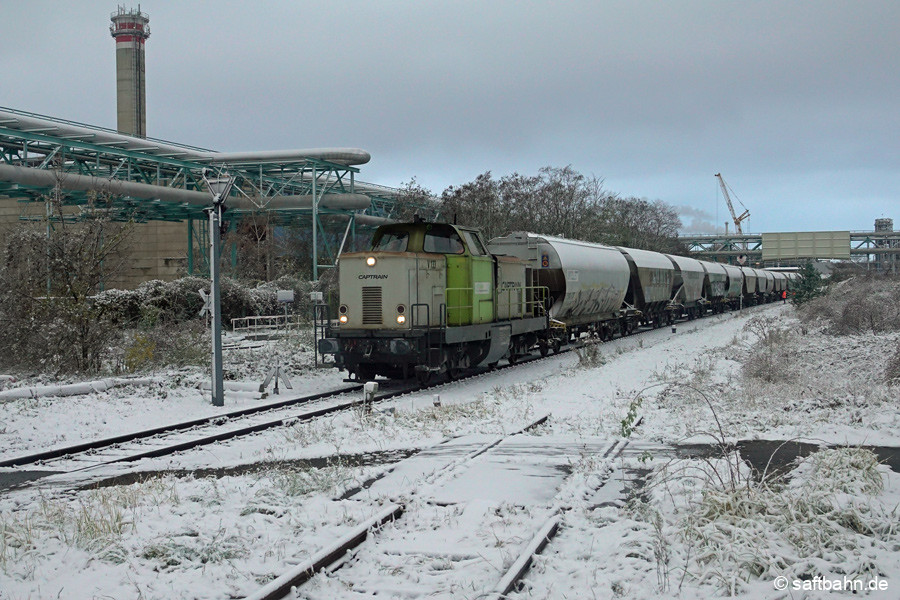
[885, 346, 900, 385]
[93, 288, 143, 326]
[741, 317, 796, 382]
[797, 275, 900, 334]
[790, 262, 825, 306]
[118, 322, 209, 373]
[576, 341, 605, 368]
[95, 276, 317, 328]
[254, 276, 317, 318]
[124, 333, 156, 372]
[0, 266, 316, 373]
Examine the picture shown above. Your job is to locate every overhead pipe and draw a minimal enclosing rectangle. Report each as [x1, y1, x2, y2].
[0, 163, 370, 211]
[323, 212, 396, 226]
[0, 107, 371, 166]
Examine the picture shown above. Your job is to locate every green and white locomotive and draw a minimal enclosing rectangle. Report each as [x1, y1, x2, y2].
[318, 221, 550, 383]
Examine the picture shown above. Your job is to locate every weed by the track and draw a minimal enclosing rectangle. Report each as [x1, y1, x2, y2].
[278, 381, 541, 454]
[629, 389, 898, 596]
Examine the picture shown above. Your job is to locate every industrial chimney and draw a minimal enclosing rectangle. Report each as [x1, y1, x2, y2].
[110, 5, 150, 137]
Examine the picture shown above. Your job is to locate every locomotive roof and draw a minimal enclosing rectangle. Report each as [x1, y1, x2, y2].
[371, 221, 488, 256]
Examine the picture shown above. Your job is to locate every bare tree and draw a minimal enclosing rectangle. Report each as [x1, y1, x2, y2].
[437, 165, 684, 251]
[0, 187, 135, 373]
[392, 178, 440, 222]
[441, 172, 502, 239]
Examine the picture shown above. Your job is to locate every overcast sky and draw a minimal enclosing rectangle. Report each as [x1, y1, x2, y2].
[2, 0, 897, 233]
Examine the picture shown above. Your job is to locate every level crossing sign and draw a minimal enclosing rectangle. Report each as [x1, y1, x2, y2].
[198, 289, 211, 317]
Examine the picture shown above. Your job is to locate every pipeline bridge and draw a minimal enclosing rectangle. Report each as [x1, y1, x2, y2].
[0, 106, 435, 283]
[682, 230, 900, 271]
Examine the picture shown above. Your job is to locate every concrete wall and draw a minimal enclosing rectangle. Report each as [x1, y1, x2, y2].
[107, 220, 187, 289]
[0, 196, 187, 290]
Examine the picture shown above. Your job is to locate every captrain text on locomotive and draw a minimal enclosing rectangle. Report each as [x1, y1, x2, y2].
[318, 221, 795, 383]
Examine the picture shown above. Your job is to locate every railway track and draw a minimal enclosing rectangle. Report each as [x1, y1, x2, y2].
[0, 384, 364, 472]
[0, 347, 547, 477]
[242, 426, 638, 600]
[0, 305, 767, 485]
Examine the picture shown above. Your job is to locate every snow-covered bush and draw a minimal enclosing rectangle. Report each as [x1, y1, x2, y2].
[576, 340, 605, 368]
[118, 322, 209, 373]
[799, 275, 900, 334]
[740, 317, 797, 383]
[0, 204, 131, 374]
[254, 276, 317, 317]
[885, 346, 900, 385]
[92, 287, 143, 325]
[94, 276, 317, 328]
[644, 447, 896, 596]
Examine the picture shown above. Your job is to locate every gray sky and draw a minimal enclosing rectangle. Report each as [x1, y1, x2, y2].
[2, 0, 897, 233]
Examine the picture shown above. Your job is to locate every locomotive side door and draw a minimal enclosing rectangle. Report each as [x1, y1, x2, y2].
[461, 230, 495, 325]
[412, 254, 446, 328]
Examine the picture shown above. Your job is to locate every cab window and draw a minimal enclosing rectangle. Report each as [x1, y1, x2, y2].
[372, 231, 409, 252]
[424, 226, 465, 254]
[462, 231, 487, 256]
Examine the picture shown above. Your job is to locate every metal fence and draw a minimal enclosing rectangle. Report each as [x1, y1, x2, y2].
[231, 314, 306, 333]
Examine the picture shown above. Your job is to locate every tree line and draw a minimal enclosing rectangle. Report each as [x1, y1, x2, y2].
[393, 166, 685, 254]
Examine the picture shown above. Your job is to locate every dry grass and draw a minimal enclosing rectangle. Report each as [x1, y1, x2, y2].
[640, 447, 896, 596]
[799, 276, 900, 334]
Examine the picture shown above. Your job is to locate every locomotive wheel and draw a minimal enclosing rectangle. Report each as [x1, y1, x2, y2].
[448, 354, 469, 380]
[539, 344, 549, 357]
[356, 366, 377, 381]
[415, 370, 432, 386]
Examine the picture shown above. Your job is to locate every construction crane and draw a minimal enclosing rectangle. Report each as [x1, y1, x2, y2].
[714, 172, 750, 234]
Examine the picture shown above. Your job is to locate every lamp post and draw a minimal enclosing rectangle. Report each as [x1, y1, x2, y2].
[203, 170, 234, 407]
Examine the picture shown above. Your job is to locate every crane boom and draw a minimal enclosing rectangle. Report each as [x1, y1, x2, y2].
[714, 173, 750, 234]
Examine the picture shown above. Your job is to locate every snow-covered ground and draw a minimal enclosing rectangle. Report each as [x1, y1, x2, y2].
[1, 303, 898, 599]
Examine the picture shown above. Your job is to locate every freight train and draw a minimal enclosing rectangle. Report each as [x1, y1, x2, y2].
[318, 221, 796, 383]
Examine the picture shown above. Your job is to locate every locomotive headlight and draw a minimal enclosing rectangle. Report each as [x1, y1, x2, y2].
[339, 315, 348, 324]
[396, 314, 406, 324]
[366, 256, 376, 267]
